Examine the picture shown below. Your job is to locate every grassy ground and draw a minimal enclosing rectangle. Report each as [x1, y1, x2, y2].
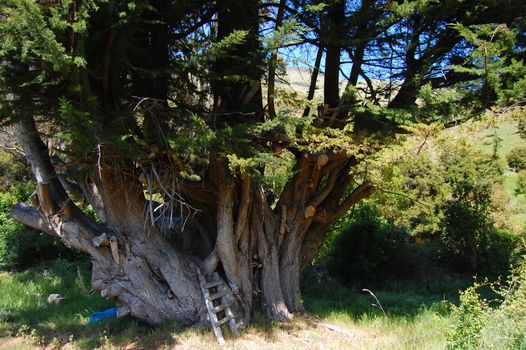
[475, 120, 526, 229]
[476, 120, 523, 157]
[504, 173, 526, 228]
[0, 260, 471, 350]
[301, 270, 477, 350]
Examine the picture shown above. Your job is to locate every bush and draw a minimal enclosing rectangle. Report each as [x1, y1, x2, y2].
[447, 249, 526, 349]
[481, 229, 520, 277]
[372, 153, 449, 237]
[325, 207, 432, 286]
[441, 180, 493, 273]
[0, 187, 82, 270]
[440, 178, 518, 276]
[507, 146, 526, 171]
[519, 119, 526, 139]
[0, 152, 31, 192]
[517, 170, 526, 195]
[446, 283, 489, 350]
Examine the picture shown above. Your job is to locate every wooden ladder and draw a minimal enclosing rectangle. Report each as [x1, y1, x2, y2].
[198, 271, 240, 345]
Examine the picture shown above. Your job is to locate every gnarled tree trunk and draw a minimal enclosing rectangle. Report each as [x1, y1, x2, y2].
[8, 0, 377, 328]
[11, 111, 375, 326]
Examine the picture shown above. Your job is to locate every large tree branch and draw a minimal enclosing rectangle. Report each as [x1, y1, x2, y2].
[314, 181, 376, 224]
[13, 111, 103, 251]
[9, 203, 54, 235]
[216, 168, 241, 293]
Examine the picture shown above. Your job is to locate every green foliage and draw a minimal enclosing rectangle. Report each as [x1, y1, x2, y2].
[371, 152, 449, 236]
[0, 0, 92, 72]
[440, 175, 518, 275]
[440, 181, 493, 268]
[441, 146, 504, 185]
[451, 23, 525, 109]
[447, 250, 526, 349]
[446, 283, 490, 350]
[0, 187, 81, 270]
[415, 84, 466, 123]
[57, 98, 97, 156]
[519, 120, 526, 139]
[347, 133, 518, 278]
[366, 138, 506, 238]
[207, 30, 248, 62]
[0, 152, 31, 192]
[324, 206, 433, 285]
[167, 114, 216, 167]
[517, 170, 526, 195]
[507, 146, 526, 171]
[263, 18, 305, 52]
[0, 0, 100, 120]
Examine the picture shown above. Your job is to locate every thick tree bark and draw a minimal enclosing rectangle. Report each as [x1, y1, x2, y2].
[12, 113, 376, 326]
[13, 113, 210, 325]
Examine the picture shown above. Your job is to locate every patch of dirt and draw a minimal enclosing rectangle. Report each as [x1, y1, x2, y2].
[144, 316, 377, 350]
[0, 337, 33, 350]
[0, 317, 377, 350]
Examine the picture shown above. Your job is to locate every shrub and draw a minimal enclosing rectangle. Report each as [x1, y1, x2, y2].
[441, 180, 494, 273]
[447, 249, 526, 349]
[490, 183, 521, 233]
[507, 146, 526, 171]
[374, 154, 449, 237]
[325, 207, 432, 286]
[517, 170, 526, 195]
[440, 177, 519, 277]
[519, 119, 526, 139]
[446, 283, 489, 350]
[481, 228, 520, 277]
[0, 187, 82, 270]
[0, 152, 31, 192]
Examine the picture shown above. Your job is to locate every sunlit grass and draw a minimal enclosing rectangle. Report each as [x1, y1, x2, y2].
[0, 260, 470, 349]
[474, 120, 526, 231]
[301, 271, 473, 350]
[504, 173, 526, 228]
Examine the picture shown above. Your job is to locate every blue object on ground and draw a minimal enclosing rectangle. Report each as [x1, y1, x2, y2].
[88, 307, 117, 324]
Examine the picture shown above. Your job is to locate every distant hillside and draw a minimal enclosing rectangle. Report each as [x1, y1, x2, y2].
[275, 66, 393, 104]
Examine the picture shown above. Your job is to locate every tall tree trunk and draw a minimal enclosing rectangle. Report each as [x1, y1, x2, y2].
[389, 16, 422, 108]
[303, 45, 325, 117]
[213, 0, 263, 121]
[323, 0, 345, 108]
[267, 0, 287, 120]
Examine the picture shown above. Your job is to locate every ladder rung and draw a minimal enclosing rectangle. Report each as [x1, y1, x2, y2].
[209, 291, 228, 301]
[204, 281, 222, 289]
[212, 304, 230, 313]
[214, 314, 234, 327]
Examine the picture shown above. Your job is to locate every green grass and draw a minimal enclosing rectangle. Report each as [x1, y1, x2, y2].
[0, 259, 183, 349]
[476, 120, 524, 158]
[0, 259, 469, 349]
[504, 173, 526, 228]
[301, 271, 476, 350]
[474, 120, 526, 231]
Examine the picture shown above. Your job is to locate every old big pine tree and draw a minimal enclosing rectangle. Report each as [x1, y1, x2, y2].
[1, 0, 524, 325]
